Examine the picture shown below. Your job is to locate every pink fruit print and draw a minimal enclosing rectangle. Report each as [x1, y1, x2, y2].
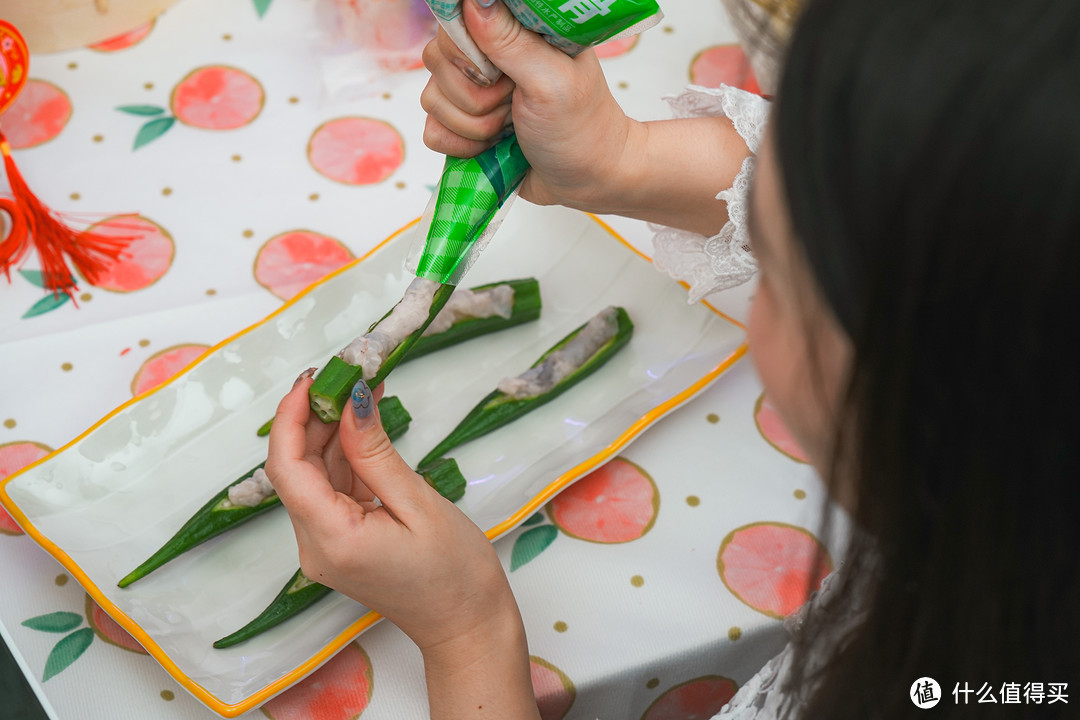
[307, 117, 405, 185]
[530, 656, 575, 720]
[83, 215, 174, 292]
[754, 392, 809, 463]
[85, 595, 146, 654]
[641, 675, 738, 720]
[0, 441, 53, 535]
[548, 457, 659, 543]
[261, 642, 373, 720]
[120, 65, 264, 149]
[595, 35, 638, 59]
[88, 19, 155, 52]
[254, 230, 354, 300]
[689, 44, 761, 95]
[131, 344, 210, 396]
[717, 521, 833, 619]
[171, 65, 264, 130]
[0, 79, 72, 149]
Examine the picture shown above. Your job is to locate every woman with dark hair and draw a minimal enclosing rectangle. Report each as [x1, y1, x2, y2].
[262, 0, 1079, 716]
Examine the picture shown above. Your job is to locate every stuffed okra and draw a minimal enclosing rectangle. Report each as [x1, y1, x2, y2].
[213, 307, 633, 648]
[213, 457, 465, 648]
[417, 306, 634, 469]
[116, 396, 413, 588]
[256, 277, 542, 436]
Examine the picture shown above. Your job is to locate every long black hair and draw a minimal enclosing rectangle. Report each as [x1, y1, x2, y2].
[774, 0, 1080, 716]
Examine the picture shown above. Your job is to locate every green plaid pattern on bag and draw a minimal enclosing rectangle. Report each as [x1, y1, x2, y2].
[416, 134, 530, 283]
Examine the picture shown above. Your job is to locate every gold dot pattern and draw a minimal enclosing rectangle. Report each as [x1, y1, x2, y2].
[553, 621, 568, 633]
[93, 134, 104, 143]
[794, 489, 807, 500]
[232, 154, 242, 162]
[223, 34, 232, 41]
[162, 187, 173, 196]
[309, 193, 320, 201]
[686, 495, 700, 507]
[61, 362, 73, 372]
[728, 626, 742, 641]
[630, 575, 644, 587]
[70, 192, 81, 201]
[68, 62, 78, 70]
[706, 413, 719, 423]
[243, 229, 254, 238]
[646, 677, 660, 689]
[55, 575, 68, 586]
[288, 96, 299, 104]
[139, 339, 150, 347]
[80, 293, 92, 302]
[160, 690, 175, 701]
[144, 82, 154, 90]
[617, 81, 629, 89]
[3, 419, 15, 429]
[395, 181, 406, 189]
[206, 288, 217, 296]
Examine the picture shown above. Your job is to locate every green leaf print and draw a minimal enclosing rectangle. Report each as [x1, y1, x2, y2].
[522, 512, 545, 527]
[115, 104, 165, 116]
[133, 116, 176, 150]
[43, 628, 94, 681]
[511, 525, 558, 571]
[18, 269, 74, 289]
[253, 0, 273, 18]
[23, 292, 70, 319]
[22, 612, 82, 633]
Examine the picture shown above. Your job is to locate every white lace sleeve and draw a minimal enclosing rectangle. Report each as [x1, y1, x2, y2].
[711, 565, 867, 720]
[650, 84, 771, 302]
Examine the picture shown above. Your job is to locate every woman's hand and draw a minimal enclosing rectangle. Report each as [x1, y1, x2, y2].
[420, 0, 638, 214]
[266, 374, 540, 719]
[419, 0, 749, 237]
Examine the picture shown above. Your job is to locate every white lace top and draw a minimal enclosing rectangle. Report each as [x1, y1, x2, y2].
[650, 84, 770, 303]
[648, 85, 863, 719]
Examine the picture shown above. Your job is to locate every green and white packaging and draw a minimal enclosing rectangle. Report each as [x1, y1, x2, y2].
[409, 0, 662, 286]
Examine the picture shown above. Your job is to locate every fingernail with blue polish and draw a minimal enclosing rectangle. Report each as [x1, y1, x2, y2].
[476, 0, 498, 8]
[295, 367, 316, 386]
[351, 379, 375, 422]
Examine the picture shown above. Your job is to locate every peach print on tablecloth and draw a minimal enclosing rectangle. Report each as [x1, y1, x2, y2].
[131, 344, 211, 396]
[260, 642, 373, 720]
[641, 675, 738, 720]
[548, 457, 659, 543]
[88, 20, 155, 52]
[717, 521, 832, 619]
[0, 441, 53, 535]
[85, 594, 147, 654]
[254, 230, 354, 300]
[0, 79, 72, 149]
[307, 117, 405, 185]
[531, 656, 576, 720]
[118, 65, 264, 149]
[754, 392, 808, 463]
[689, 44, 761, 95]
[83, 215, 174, 292]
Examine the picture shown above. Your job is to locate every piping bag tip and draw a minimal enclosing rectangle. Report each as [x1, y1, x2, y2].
[406, 133, 530, 286]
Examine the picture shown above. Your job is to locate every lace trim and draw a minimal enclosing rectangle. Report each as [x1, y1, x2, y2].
[651, 85, 770, 302]
[711, 563, 869, 719]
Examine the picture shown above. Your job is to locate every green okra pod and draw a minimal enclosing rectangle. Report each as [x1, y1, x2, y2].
[256, 277, 541, 436]
[417, 306, 634, 470]
[308, 282, 457, 423]
[212, 457, 465, 648]
[118, 397, 411, 588]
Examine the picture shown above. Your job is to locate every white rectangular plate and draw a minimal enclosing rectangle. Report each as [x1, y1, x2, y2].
[0, 203, 746, 716]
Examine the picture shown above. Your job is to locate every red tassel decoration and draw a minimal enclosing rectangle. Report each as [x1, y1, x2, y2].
[0, 132, 133, 299]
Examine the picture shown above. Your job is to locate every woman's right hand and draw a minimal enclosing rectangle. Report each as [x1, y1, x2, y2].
[420, 0, 640, 214]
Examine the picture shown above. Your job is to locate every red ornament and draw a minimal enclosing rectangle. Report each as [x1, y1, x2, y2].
[0, 20, 132, 301]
